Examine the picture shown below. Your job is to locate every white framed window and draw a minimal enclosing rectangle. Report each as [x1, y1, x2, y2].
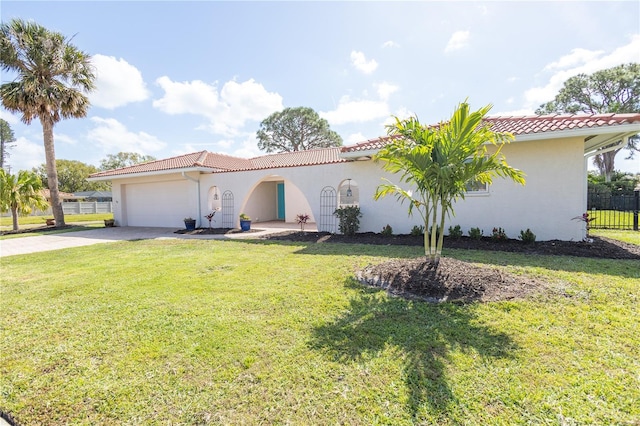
[465, 179, 489, 194]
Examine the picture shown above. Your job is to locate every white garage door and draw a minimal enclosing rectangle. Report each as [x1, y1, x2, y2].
[124, 180, 190, 227]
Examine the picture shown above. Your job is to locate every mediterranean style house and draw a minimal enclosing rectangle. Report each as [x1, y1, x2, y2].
[89, 113, 640, 241]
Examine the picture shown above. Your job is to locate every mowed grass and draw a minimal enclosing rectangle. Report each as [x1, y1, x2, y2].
[0, 213, 114, 239]
[1, 238, 639, 424]
[591, 228, 640, 245]
[0, 213, 113, 227]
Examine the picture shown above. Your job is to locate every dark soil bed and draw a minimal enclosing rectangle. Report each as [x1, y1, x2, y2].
[260, 231, 639, 303]
[260, 231, 640, 260]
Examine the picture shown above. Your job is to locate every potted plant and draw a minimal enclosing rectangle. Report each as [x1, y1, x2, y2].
[239, 213, 251, 231]
[184, 217, 196, 231]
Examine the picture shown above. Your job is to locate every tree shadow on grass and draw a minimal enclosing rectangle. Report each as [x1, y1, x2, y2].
[309, 278, 517, 421]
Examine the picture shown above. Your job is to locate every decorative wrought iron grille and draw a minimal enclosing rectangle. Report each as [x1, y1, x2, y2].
[221, 190, 234, 228]
[319, 186, 337, 233]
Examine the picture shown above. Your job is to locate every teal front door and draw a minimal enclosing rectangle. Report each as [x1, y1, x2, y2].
[277, 183, 285, 220]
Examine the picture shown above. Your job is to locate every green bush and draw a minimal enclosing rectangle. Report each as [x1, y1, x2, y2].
[519, 228, 536, 244]
[448, 224, 463, 240]
[410, 225, 425, 236]
[468, 227, 483, 240]
[381, 224, 393, 236]
[333, 206, 362, 236]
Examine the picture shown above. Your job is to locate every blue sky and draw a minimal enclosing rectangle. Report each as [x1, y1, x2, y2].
[1, 1, 639, 174]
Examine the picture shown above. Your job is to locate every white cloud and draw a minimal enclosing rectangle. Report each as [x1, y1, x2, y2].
[347, 132, 367, 144]
[320, 96, 390, 126]
[87, 117, 167, 154]
[543, 48, 604, 71]
[0, 110, 20, 125]
[376, 82, 399, 101]
[5, 136, 44, 172]
[381, 40, 400, 49]
[383, 107, 414, 127]
[350, 51, 378, 74]
[90, 54, 150, 109]
[444, 30, 470, 53]
[523, 34, 640, 109]
[153, 77, 283, 137]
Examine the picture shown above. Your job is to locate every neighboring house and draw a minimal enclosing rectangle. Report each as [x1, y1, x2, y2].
[41, 189, 75, 202]
[89, 113, 640, 241]
[71, 191, 113, 202]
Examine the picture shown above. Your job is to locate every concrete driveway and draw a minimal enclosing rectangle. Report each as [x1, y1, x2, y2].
[0, 224, 305, 258]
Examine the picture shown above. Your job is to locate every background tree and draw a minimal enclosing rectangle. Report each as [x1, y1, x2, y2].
[0, 169, 49, 231]
[0, 119, 16, 171]
[536, 63, 640, 182]
[99, 152, 156, 171]
[1, 19, 95, 227]
[34, 159, 110, 193]
[256, 106, 343, 153]
[374, 102, 525, 268]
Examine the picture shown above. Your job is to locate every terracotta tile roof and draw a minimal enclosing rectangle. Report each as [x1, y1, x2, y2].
[226, 147, 345, 172]
[89, 150, 252, 178]
[90, 113, 640, 178]
[340, 136, 396, 153]
[484, 113, 640, 135]
[340, 113, 640, 153]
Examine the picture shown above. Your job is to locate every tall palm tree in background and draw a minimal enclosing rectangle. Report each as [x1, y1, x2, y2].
[0, 169, 49, 231]
[0, 19, 95, 226]
[374, 102, 526, 267]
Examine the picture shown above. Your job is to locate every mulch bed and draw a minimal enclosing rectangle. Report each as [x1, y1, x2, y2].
[260, 231, 640, 260]
[259, 231, 639, 303]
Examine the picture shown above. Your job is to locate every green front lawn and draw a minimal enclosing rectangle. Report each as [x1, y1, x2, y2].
[591, 228, 640, 245]
[1, 239, 638, 424]
[0, 213, 114, 239]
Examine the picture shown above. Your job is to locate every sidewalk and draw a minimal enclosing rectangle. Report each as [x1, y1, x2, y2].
[0, 223, 309, 258]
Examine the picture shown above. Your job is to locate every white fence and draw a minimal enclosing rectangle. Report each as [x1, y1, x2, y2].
[1, 201, 113, 217]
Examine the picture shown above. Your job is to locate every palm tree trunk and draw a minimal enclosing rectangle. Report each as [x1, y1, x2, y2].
[41, 117, 65, 226]
[11, 205, 19, 231]
[436, 206, 447, 263]
[428, 208, 438, 264]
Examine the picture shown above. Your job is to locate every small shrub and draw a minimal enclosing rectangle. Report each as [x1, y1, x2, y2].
[410, 225, 425, 236]
[333, 206, 362, 236]
[519, 228, 536, 244]
[448, 224, 463, 240]
[468, 227, 483, 240]
[381, 224, 393, 236]
[491, 227, 507, 241]
[296, 213, 310, 231]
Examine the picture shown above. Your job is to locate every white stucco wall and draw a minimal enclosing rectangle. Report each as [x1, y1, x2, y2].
[448, 137, 586, 241]
[108, 136, 586, 241]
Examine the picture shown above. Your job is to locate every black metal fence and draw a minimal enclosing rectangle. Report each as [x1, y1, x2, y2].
[587, 189, 639, 230]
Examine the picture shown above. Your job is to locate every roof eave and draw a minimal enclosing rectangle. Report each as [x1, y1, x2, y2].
[88, 166, 217, 181]
[512, 123, 640, 143]
[338, 149, 379, 160]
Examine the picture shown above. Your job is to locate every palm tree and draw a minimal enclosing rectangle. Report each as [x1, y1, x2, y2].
[0, 169, 49, 231]
[0, 19, 95, 226]
[374, 101, 526, 267]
